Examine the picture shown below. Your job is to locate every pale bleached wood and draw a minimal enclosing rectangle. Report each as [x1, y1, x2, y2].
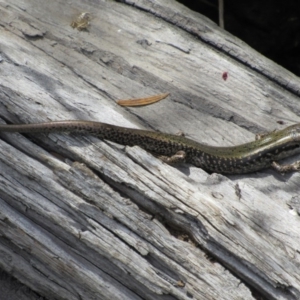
[0, 0, 300, 300]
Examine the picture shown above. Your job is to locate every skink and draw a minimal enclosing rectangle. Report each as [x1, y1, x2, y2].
[0, 120, 300, 174]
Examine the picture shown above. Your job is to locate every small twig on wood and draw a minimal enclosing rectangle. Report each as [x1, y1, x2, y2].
[218, 0, 224, 29]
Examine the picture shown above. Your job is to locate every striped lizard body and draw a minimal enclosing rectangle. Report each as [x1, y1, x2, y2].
[0, 121, 300, 174]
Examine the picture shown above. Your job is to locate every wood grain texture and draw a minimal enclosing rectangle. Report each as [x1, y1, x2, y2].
[0, 0, 300, 300]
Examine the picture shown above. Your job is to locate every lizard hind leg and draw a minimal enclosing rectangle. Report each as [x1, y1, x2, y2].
[272, 161, 300, 173]
[158, 151, 186, 165]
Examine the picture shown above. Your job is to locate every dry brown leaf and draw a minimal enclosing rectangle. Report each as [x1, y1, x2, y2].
[117, 93, 169, 107]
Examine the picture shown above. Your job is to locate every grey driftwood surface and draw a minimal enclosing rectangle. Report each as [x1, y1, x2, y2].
[0, 0, 300, 300]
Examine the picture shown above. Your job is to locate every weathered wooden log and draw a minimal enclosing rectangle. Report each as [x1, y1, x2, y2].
[0, 0, 300, 299]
